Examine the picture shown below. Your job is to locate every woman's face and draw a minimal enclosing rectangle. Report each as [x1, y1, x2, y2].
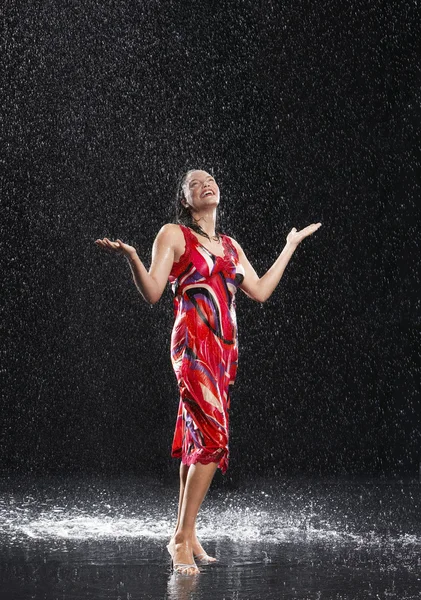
[182, 170, 220, 209]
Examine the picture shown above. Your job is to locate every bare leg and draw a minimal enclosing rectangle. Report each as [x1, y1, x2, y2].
[172, 462, 216, 561]
[168, 461, 218, 574]
[173, 462, 189, 536]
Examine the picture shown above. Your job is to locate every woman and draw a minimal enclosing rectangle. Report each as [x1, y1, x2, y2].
[95, 169, 321, 575]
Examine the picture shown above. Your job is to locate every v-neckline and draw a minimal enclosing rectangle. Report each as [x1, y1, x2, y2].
[184, 226, 228, 260]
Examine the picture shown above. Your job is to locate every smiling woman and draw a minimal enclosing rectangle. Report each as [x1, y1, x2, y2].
[94, 168, 321, 575]
[175, 170, 223, 244]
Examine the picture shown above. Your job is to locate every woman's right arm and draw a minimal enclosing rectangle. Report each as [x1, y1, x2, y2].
[126, 224, 177, 304]
[95, 224, 177, 305]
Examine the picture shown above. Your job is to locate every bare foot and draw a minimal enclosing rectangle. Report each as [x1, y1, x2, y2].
[171, 530, 216, 563]
[192, 537, 217, 562]
[167, 538, 200, 575]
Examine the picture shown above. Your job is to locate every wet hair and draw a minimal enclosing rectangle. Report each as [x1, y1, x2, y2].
[174, 169, 223, 242]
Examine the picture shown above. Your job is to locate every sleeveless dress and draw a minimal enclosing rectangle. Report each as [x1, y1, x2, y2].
[168, 224, 245, 474]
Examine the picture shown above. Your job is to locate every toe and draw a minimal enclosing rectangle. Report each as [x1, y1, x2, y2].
[175, 565, 200, 576]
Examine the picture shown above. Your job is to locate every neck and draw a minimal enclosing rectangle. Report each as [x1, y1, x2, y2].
[190, 207, 217, 238]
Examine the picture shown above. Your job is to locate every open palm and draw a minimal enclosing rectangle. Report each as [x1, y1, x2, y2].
[94, 237, 136, 258]
[287, 223, 322, 247]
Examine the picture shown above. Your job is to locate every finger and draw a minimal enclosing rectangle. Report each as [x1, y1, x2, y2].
[104, 239, 117, 250]
[100, 241, 113, 250]
[97, 241, 112, 252]
[302, 224, 318, 234]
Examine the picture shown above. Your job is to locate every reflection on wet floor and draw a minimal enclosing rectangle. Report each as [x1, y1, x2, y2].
[0, 474, 420, 599]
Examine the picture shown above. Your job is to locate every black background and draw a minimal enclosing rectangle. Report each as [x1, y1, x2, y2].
[3, 0, 419, 482]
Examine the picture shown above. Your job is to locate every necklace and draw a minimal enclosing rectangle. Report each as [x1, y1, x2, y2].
[191, 225, 221, 243]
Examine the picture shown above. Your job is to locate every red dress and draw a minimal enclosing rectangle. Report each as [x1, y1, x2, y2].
[168, 224, 245, 474]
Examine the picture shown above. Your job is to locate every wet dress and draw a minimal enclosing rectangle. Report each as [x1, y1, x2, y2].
[168, 224, 245, 474]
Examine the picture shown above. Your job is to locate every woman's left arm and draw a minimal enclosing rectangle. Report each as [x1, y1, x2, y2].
[230, 223, 322, 303]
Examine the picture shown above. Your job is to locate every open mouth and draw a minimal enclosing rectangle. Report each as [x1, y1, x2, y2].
[201, 190, 215, 197]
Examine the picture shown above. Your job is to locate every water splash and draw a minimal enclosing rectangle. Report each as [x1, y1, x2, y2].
[2, 477, 420, 551]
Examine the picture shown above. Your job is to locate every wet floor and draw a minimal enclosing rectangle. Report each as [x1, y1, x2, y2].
[0, 474, 420, 599]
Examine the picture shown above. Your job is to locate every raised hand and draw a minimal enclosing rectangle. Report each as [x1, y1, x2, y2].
[94, 237, 137, 258]
[286, 223, 322, 247]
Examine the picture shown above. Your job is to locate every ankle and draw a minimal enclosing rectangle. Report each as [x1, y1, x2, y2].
[174, 531, 192, 545]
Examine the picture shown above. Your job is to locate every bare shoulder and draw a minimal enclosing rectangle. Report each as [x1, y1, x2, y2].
[158, 223, 182, 235]
[154, 223, 185, 261]
[156, 223, 183, 243]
